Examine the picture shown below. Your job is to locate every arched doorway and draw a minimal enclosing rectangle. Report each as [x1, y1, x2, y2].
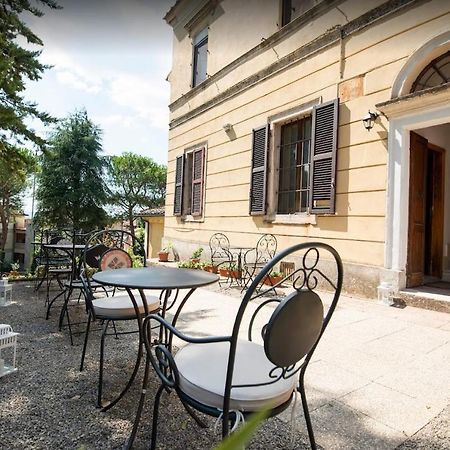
[380, 32, 450, 295]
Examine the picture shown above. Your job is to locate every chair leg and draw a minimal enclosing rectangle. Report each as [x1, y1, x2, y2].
[180, 398, 208, 428]
[97, 319, 110, 408]
[299, 373, 317, 450]
[80, 313, 92, 371]
[150, 385, 165, 450]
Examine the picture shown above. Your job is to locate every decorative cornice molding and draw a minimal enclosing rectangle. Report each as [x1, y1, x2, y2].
[376, 82, 450, 117]
[185, 0, 221, 34]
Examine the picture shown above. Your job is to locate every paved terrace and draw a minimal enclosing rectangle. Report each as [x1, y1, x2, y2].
[0, 282, 449, 449]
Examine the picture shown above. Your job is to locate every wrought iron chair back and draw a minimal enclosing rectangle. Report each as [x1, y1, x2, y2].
[242, 233, 277, 290]
[209, 232, 232, 270]
[142, 242, 343, 450]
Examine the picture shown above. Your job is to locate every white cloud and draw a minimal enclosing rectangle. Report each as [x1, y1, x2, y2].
[108, 74, 169, 130]
[41, 49, 103, 94]
[56, 70, 101, 94]
[94, 113, 140, 130]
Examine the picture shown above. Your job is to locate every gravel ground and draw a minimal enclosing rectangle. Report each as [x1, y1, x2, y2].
[0, 283, 312, 450]
[396, 406, 450, 450]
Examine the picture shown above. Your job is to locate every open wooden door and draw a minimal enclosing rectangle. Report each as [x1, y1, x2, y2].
[407, 132, 427, 287]
[425, 144, 445, 278]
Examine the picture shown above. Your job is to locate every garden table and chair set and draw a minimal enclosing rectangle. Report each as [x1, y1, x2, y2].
[32, 227, 343, 450]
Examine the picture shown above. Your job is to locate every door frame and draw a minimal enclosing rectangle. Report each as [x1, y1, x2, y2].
[382, 100, 450, 292]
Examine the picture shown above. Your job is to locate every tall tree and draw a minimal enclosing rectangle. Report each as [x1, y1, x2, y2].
[0, 147, 35, 255]
[35, 110, 109, 231]
[107, 152, 166, 237]
[0, 0, 60, 159]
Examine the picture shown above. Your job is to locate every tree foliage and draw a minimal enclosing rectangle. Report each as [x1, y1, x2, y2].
[0, 147, 36, 253]
[0, 0, 60, 158]
[107, 152, 166, 237]
[35, 110, 109, 231]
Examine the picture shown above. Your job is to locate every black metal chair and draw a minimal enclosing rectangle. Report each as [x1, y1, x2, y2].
[41, 229, 74, 306]
[79, 229, 161, 410]
[142, 242, 343, 450]
[209, 233, 233, 285]
[241, 233, 277, 291]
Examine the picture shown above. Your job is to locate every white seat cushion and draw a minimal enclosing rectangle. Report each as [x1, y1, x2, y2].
[92, 294, 160, 319]
[175, 340, 296, 411]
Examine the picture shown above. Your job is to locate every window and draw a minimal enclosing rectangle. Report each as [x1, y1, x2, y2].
[281, 0, 317, 26]
[249, 99, 339, 216]
[173, 145, 206, 218]
[15, 232, 26, 244]
[277, 116, 312, 213]
[411, 50, 450, 93]
[192, 28, 208, 87]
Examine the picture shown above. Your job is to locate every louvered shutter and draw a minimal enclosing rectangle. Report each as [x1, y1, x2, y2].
[249, 124, 269, 215]
[191, 146, 205, 216]
[309, 99, 339, 214]
[173, 155, 184, 216]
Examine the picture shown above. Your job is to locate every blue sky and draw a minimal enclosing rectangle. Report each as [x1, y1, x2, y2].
[24, 0, 175, 165]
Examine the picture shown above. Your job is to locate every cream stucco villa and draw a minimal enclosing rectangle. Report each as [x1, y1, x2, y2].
[161, 0, 450, 302]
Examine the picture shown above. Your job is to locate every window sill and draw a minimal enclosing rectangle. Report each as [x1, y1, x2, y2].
[268, 214, 317, 225]
[181, 215, 205, 223]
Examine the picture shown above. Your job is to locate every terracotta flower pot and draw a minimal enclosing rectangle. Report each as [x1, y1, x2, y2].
[219, 267, 229, 277]
[204, 265, 218, 274]
[229, 270, 241, 279]
[158, 251, 169, 262]
[263, 275, 282, 285]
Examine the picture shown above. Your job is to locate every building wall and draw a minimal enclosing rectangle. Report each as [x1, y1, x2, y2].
[143, 217, 165, 259]
[164, 0, 450, 296]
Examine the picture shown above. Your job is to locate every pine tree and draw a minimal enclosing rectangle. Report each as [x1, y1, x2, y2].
[0, 0, 60, 159]
[35, 110, 109, 231]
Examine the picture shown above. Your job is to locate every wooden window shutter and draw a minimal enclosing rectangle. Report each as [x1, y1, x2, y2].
[173, 155, 184, 216]
[191, 146, 205, 216]
[249, 124, 269, 215]
[309, 98, 339, 214]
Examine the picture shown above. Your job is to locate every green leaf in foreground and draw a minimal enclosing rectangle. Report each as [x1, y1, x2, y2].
[214, 408, 270, 450]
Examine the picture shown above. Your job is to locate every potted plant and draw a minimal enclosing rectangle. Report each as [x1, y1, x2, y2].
[204, 264, 218, 274]
[190, 247, 204, 263]
[263, 270, 283, 286]
[219, 262, 241, 279]
[158, 242, 172, 262]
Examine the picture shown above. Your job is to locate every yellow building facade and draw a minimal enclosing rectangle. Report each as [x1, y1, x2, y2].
[163, 0, 450, 298]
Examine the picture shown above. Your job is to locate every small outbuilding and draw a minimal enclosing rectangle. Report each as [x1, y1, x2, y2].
[138, 207, 165, 260]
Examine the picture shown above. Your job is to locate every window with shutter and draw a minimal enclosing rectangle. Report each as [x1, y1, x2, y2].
[309, 98, 339, 214]
[191, 147, 205, 216]
[249, 125, 269, 215]
[173, 155, 184, 216]
[252, 97, 338, 221]
[174, 145, 206, 219]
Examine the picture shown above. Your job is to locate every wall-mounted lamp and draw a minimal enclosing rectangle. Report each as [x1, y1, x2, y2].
[362, 111, 379, 131]
[222, 123, 233, 132]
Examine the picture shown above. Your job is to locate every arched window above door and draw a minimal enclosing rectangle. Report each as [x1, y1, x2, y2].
[410, 50, 450, 93]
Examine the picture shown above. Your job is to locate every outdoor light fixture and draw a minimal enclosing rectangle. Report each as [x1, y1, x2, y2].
[222, 123, 232, 132]
[362, 110, 379, 131]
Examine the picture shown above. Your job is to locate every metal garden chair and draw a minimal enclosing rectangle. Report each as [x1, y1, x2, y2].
[241, 233, 277, 291]
[79, 229, 161, 410]
[209, 232, 233, 285]
[141, 241, 343, 450]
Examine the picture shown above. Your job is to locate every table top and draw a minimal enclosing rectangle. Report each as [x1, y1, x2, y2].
[92, 267, 219, 290]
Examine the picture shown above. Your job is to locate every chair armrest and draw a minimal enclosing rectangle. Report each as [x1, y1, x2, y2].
[144, 313, 231, 345]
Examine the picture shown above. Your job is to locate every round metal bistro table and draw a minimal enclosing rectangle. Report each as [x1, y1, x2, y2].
[91, 267, 219, 421]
